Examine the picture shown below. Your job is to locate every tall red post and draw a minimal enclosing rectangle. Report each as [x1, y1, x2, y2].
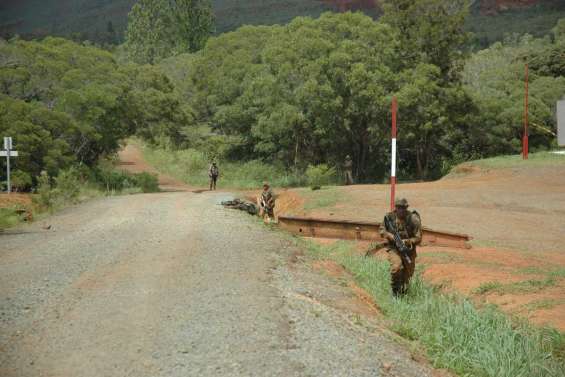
[390, 96, 397, 211]
[523, 64, 529, 160]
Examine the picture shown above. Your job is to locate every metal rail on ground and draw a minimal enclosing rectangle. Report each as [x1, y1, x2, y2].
[277, 215, 471, 249]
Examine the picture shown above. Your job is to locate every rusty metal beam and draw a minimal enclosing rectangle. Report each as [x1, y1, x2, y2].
[277, 215, 471, 249]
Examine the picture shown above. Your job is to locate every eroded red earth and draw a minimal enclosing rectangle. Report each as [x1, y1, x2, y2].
[278, 161, 565, 331]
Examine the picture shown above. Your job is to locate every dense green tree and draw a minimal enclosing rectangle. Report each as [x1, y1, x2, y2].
[125, 0, 214, 64]
[0, 37, 189, 187]
[381, 0, 470, 81]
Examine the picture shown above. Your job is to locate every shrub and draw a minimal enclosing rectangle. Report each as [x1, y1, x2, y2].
[11, 170, 33, 192]
[133, 172, 159, 193]
[33, 171, 55, 209]
[94, 168, 137, 192]
[305, 164, 337, 189]
[55, 168, 81, 203]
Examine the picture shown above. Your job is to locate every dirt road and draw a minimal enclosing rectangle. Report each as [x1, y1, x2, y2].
[0, 191, 436, 377]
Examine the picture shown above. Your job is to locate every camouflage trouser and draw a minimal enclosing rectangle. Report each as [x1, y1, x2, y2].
[386, 248, 417, 295]
[344, 170, 353, 185]
[209, 175, 218, 190]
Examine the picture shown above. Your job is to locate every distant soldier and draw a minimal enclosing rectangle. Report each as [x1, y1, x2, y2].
[208, 162, 219, 191]
[378, 198, 422, 296]
[258, 181, 276, 223]
[344, 155, 353, 185]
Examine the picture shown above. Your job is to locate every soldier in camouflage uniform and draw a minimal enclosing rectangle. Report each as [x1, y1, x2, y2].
[379, 198, 422, 296]
[258, 181, 276, 223]
[344, 155, 354, 185]
[208, 162, 219, 191]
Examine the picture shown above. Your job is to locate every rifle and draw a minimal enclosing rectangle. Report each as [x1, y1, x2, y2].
[384, 216, 412, 266]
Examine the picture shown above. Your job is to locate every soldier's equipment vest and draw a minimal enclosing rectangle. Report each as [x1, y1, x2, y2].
[387, 210, 421, 239]
[406, 210, 421, 237]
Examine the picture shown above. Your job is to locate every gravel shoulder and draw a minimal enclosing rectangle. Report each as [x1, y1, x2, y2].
[1, 191, 436, 377]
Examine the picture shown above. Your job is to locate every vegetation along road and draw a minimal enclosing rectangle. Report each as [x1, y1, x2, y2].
[0, 189, 437, 377]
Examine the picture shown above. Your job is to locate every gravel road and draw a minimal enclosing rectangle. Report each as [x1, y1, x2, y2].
[0, 191, 435, 377]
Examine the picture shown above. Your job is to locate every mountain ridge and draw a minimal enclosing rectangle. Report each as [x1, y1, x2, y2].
[0, 0, 563, 45]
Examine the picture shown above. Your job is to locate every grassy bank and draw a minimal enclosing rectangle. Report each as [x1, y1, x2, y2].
[303, 240, 565, 377]
[140, 143, 311, 189]
[464, 151, 565, 170]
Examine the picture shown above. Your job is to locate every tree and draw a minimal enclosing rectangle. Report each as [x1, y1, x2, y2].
[125, 0, 214, 64]
[381, 0, 470, 81]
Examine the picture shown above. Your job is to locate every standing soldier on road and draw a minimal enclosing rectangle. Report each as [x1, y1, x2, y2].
[379, 198, 422, 296]
[344, 155, 354, 185]
[258, 181, 276, 223]
[209, 162, 219, 191]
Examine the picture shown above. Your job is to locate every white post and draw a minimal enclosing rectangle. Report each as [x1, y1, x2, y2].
[6, 148, 10, 193]
[3, 137, 13, 193]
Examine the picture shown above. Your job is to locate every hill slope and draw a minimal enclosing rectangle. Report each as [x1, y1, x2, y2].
[1, 0, 564, 45]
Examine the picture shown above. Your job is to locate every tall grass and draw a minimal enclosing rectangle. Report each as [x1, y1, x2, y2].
[141, 143, 308, 189]
[305, 241, 565, 377]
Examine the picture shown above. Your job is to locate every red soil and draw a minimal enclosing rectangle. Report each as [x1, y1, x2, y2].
[280, 161, 565, 331]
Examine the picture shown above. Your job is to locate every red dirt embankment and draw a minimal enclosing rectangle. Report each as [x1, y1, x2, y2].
[277, 160, 565, 331]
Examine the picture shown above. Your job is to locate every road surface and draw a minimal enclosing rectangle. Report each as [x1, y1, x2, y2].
[0, 191, 435, 377]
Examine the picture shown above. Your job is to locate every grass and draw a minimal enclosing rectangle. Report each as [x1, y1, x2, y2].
[474, 278, 557, 295]
[463, 151, 565, 170]
[140, 142, 308, 189]
[300, 239, 565, 377]
[523, 299, 565, 312]
[300, 187, 344, 211]
[0, 207, 24, 230]
[519, 266, 565, 279]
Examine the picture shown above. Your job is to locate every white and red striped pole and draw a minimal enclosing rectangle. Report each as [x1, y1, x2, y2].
[390, 96, 398, 211]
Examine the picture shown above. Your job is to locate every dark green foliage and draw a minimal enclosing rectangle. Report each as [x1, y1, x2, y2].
[156, 9, 565, 181]
[0, 37, 188, 189]
[132, 172, 159, 193]
[125, 0, 215, 64]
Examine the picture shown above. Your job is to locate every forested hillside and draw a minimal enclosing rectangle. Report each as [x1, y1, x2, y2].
[0, 37, 187, 189]
[1, 3, 564, 189]
[1, 0, 564, 46]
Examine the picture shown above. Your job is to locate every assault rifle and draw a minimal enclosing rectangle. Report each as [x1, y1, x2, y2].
[384, 216, 412, 266]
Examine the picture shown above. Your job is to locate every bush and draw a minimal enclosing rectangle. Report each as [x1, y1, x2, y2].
[305, 164, 337, 189]
[0, 207, 22, 230]
[33, 171, 55, 209]
[94, 168, 138, 192]
[55, 168, 81, 203]
[133, 172, 159, 193]
[11, 170, 32, 192]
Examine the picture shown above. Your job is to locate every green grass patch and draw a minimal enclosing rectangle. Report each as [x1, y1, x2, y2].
[523, 299, 565, 312]
[474, 278, 557, 296]
[301, 187, 344, 211]
[463, 151, 565, 170]
[140, 142, 307, 189]
[0, 207, 25, 230]
[301, 240, 565, 376]
[519, 267, 565, 279]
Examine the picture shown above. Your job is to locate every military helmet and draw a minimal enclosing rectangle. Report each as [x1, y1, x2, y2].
[394, 198, 409, 208]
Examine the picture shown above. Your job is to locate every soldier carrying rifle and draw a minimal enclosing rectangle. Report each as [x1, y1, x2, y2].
[368, 198, 422, 296]
[258, 181, 276, 223]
